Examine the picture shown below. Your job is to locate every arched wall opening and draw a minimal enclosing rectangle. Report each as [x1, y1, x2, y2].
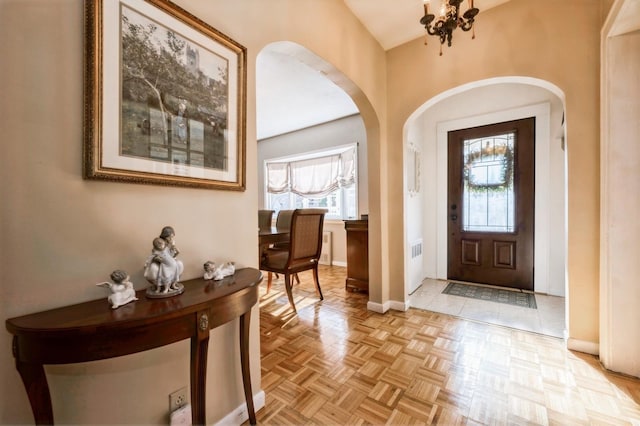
[255, 41, 383, 302]
[402, 77, 567, 316]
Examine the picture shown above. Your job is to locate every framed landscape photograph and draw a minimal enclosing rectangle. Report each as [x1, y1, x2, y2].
[84, 0, 246, 190]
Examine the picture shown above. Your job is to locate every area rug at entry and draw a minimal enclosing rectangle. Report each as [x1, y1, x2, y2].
[442, 282, 537, 309]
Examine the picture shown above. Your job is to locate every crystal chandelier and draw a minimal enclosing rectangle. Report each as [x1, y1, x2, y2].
[420, 0, 479, 55]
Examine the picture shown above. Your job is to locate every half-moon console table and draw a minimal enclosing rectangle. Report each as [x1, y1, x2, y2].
[5, 267, 263, 425]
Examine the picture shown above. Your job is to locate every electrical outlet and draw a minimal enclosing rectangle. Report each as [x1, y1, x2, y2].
[169, 387, 188, 412]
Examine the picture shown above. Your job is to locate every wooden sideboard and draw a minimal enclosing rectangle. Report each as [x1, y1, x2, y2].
[5, 268, 262, 425]
[344, 219, 369, 293]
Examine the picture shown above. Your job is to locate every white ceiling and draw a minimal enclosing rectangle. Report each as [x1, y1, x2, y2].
[256, 0, 510, 140]
[256, 49, 359, 140]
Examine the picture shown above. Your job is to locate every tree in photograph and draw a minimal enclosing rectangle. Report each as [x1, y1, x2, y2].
[121, 13, 228, 144]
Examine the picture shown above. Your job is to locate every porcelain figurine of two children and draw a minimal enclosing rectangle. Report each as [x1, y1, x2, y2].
[143, 226, 185, 298]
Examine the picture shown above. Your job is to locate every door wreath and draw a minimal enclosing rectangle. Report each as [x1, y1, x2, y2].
[463, 142, 514, 193]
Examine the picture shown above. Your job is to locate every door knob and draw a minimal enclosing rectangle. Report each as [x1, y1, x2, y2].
[450, 214, 458, 221]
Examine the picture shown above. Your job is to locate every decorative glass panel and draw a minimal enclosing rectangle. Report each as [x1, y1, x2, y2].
[462, 133, 515, 233]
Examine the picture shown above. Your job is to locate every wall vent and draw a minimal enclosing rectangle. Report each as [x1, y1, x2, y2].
[408, 238, 424, 294]
[319, 231, 332, 265]
[411, 240, 423, 259]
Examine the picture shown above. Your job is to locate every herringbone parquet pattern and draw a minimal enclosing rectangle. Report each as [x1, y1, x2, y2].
[253, 265, 640, 425]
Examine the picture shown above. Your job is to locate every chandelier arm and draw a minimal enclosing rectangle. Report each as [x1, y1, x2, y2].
[460, 7, 479, 31]
[459, 21, 475, 31]
[463, 8, 480, 20]
[425, 26, 441, 37]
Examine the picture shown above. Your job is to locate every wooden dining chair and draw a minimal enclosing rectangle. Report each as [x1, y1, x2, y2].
[267, 209, 297, 282]
[259, 208, 327, 312]
[272, 209, 294, 251]
[258, 209, 274, 231]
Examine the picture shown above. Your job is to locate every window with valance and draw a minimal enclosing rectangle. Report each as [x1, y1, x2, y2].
[265, 145, 357, 219]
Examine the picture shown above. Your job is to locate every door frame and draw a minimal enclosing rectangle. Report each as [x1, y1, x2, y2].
[435, 102, 555, 295]
[447, 117, 535, 290]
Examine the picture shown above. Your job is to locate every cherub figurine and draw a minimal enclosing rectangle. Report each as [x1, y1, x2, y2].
[203, 261, 217, 280]
[96, 270, 138, 309]
[216, 261, 236, 279]
[144, 226, 184, 297]
[203, 261, 236, 280]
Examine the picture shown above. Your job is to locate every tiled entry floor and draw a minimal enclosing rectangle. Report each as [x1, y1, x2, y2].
[409, 278, 566, 339]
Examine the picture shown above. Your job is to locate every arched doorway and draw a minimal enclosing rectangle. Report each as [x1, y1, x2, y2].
[403, 77, 567, 336]
[255, 41, 383, 304]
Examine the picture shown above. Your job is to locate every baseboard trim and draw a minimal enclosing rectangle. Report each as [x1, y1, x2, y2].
[367, 301, 388, 313]
[367, 300, 409, 313]
[389, 300, 410, 312]
[213, 390, 265, 426]
[331, 261, 347, 267]
[567, 338, 599, 355]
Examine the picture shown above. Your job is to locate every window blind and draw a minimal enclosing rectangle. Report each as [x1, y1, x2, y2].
[266, 146, 356, 197]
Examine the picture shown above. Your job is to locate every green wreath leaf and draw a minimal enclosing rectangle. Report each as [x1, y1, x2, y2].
[463, 143, 514, 193]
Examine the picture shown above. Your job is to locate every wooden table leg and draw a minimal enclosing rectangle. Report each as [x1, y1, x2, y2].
[16, 358, 54, 425]
[191, 311, 211, 425]
[240, 311, 256, 425]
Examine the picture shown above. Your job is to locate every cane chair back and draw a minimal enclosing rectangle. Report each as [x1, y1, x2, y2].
[258, 209, 274, 231]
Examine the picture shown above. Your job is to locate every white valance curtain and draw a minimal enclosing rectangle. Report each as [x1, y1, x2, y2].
[266, 146, 356, 197]
[265, 162, 289, 193]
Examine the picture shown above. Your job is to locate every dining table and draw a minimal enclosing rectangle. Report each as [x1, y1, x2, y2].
[259, 227, 290, 262]
[259, 226, 290, 246]
[258, 226, 289, 262]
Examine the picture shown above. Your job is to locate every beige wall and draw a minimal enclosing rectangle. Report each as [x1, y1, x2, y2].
[0, 0, 386, 423]
[386, 0, 601, 343]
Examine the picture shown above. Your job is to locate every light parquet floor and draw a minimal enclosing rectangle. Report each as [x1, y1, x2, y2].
[253, 265, 640, 425]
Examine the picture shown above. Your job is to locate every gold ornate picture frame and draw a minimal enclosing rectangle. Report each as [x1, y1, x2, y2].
[84, 0, 246, 190]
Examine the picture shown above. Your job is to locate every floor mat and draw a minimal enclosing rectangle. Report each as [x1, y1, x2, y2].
[442, 281, 537, 309]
